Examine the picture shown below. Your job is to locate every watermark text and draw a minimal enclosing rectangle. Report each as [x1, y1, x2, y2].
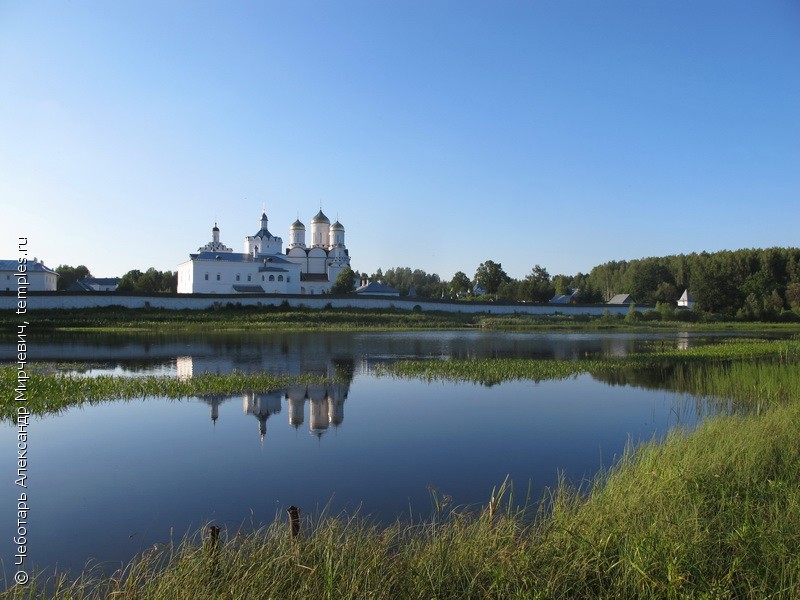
[13, 237, 30, 585]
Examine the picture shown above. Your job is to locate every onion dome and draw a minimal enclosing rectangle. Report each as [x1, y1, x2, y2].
[311, 210, 330, 224]
[290, 219, 305, 230]
[330, 220, 344, 231]
[212, 222, 219, 231]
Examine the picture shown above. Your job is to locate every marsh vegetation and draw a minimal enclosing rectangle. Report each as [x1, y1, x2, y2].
[3, 337, 799, 597]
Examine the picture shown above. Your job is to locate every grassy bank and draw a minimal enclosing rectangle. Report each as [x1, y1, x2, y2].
[7, 371, 800, 598]
[2, 306, 478, 332]
[4, 305, 800, 333]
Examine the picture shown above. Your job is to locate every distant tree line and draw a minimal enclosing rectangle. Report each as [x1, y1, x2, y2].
[55, 246, 800, 320]
[360, 247, 800, 320]
[357, 261, 599, 305]
[583, 247, 800, 319]
[55, 265, 177, 293]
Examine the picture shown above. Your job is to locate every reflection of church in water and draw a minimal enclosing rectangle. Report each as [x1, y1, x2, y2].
[242, 380, 349, 441]
[181, 355, 353, 441]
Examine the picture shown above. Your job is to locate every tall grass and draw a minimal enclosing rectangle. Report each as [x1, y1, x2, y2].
[531, 396, 800, 598]
[595, 361, 800, 416]
[378, 356, 594, 385]
[379, 339, 800, 387]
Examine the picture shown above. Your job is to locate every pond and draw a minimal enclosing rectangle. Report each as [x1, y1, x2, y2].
[0, 330, 763, 576]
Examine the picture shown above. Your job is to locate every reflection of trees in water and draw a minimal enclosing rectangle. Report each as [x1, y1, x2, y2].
[590, 363, 752, 417]
[332, 358, 355, 384]
[591, 366, 677, 390]
[19, 331, 716, 374]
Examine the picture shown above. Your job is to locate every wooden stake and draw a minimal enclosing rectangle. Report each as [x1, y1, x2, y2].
[207, 525, 220, 552]
[287, 506, 301, 541]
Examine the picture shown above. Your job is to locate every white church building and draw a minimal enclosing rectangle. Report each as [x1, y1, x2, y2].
[177, 209, 350, 295]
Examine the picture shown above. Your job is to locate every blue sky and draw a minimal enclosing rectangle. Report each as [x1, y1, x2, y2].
[1, 1, 798, 280]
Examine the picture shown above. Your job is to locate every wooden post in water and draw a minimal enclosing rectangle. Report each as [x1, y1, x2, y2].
[207, 525, 221, 554]
[287, 506, 301, 541]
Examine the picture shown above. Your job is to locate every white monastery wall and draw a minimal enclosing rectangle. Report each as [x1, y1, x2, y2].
[1, 292, 639, 316]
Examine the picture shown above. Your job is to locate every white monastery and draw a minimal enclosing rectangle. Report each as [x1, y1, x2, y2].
[177, 209, 350, 295]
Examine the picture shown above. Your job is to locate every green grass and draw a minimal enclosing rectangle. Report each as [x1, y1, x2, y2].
[533, 395, 800, 598]
[0, 305, 479, 333]
[378, 338, 800, 387]
[3, 305, 800, 334]
[476, 313, 800, 332]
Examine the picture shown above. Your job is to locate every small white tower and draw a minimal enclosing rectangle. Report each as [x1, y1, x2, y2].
[198, 223, 233, 253]
[310, 210, 331, 249]
[326, 219, 350, 283]
[329, 220, 345, 248]
[288, 219, 306, 249]
[245, 210, 283, 256]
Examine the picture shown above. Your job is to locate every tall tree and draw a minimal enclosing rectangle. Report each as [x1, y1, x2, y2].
[118, 268, 177, 293]
[56, 264, 91, 291]
[625, 261, 673, 305]
[449, 271, 471, 297]
[521, 264, 554, 302]
[474, 260, 510, 294]
[331, 267, 356, 294]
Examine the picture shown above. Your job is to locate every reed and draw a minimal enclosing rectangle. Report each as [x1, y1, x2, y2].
[378, 339, 800, 390]
[378, 356, 594, 385]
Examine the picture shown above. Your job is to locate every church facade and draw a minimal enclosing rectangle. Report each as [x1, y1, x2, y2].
[177, 210, 350, 295]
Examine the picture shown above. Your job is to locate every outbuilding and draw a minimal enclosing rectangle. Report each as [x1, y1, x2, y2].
[677, 289, 696, 309]
[607, 293, 635, 305]
[0, 259, 58, 291]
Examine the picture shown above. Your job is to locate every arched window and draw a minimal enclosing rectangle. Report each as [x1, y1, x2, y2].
[247, 275, 251, 282]
[236, 274, 240, 281]
[287, 276, 291, 283]
[204, 273, 209, 281]
[216, 274, 220, 281]
[269, 275, 275, 282]
[278, 275, 284, 281]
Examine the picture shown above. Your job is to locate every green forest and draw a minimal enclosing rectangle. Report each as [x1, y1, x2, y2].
[57, 246, 800, 321]
[580, 247, 800, 318]
[361, 247, 800, 320]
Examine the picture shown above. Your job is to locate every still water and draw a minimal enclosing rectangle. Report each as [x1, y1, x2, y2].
[0, 331, 751, 576]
